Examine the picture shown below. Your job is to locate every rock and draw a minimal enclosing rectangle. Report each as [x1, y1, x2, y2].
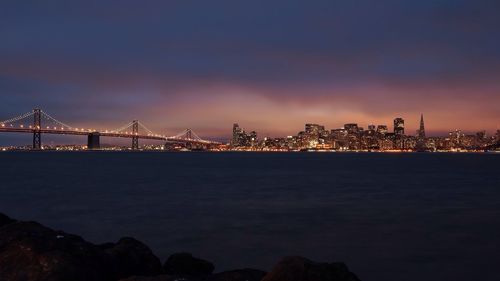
[208, 268, 267, 281]
[261, 256, 360, 281]
[0, 214, 361, 281]
[101, 237, 163, 279]
[0, 216, 163, 281]
[119, 268, 265, 281]
[0, 213, 16, 227]
[120, 275, 203, 281]
[163, 252, 215, 276]
[0, 221, 114, 281]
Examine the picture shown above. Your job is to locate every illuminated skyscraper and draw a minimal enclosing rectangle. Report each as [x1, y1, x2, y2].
[416, 114, 427, 151]
[449, 130, 463, 147]
[232, 123, 242, 145]
[305, 124, 325, 135]
[418, 114, 425, 138]
[232, 123, 249, 147]
[393, 118, 404, 135]
[376, 125, 388, 135]
[344, 123, 359, 134]
[248, 131, 258, 147]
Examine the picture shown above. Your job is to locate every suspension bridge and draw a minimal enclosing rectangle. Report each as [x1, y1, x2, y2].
[0, 108, 220, 150]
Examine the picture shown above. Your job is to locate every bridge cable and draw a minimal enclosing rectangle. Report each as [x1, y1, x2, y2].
[0, 111, 35, 125]
[40, 110, 74, 129]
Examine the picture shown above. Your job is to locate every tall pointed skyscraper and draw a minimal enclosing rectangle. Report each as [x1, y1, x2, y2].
[418, 114, 425, 138]
[416, 114, 427, 151]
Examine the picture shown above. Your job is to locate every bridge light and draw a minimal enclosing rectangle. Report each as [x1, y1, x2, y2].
[20, 125, 24, 128]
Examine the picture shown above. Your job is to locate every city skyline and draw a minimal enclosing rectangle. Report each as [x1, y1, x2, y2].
[1, 1, 500, 139]
[1, 108, 499, 151]
[230, 113, 499, 152]
[0, 108, 497, 142]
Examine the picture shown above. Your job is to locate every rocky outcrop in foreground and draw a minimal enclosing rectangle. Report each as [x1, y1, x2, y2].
[262, 256, 360, 281]
[163, 252, 215, 276]
[0, 213, 360, 281]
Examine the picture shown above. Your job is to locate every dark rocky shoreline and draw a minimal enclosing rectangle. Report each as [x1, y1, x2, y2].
[0, 213, 360, 281]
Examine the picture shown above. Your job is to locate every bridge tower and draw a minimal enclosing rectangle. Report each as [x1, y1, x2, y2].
[132, 120, 139, 150]
[87, 132, 101, 150]
[186, 129, 192, 140]
[33, 108, 41, 150]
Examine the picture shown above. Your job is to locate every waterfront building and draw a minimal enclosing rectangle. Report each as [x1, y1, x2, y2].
[474, 131, 487, 146]
[303, 124, 326, 148]
[231, 123, 257, 148]
[232, 123, 243, 146]
[248, 131, 258, 147]
[378, 138, 394, 151]
[461, 134, 476, 148]
[449, 130, 463, 148]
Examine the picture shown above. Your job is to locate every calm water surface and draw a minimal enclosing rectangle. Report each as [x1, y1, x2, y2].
[0, 152, 499, 281]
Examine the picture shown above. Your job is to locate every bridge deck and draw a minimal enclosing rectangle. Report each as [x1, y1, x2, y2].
[0, 127, 165, 140]
[0, 127, 219, 144]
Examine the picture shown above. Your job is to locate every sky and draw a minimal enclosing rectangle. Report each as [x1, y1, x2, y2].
[1, 0, 500, 143]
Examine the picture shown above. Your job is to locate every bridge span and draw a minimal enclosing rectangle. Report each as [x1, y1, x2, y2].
[0, 108, 220, 150]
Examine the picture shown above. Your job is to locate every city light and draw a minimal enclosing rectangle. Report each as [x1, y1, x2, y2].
[0, 109, 498, 152]
[230, 116, 500, 152]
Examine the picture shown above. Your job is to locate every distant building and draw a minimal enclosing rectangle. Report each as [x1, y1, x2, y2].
[393, 118, 405, 135]
[378, 138, 394, 150]
[228, 114, 491, 152]
[305, 124, 325, 135]
[344, 123, 359, 134]
[232, 123, 243, 146]
[449, 130, 463, 148]
[473, 131, 487, 147]
[376, 125, 388, 135]
[415, 114, 427, 151]
[248, 131, 258, 147]
[303, 124, 325, 147]
[417, 114, 425, 139]
[232, 123, 256, 147]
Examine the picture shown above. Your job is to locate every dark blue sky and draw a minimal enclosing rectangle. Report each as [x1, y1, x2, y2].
[1, 0, 500, 142]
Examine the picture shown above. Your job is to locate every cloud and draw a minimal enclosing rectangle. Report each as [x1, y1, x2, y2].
[1, 0, 499, 141]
